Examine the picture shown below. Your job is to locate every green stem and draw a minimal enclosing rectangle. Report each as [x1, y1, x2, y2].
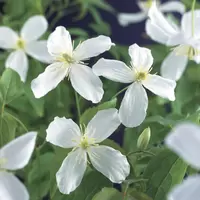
[192, 0, 196, 37]
[111, 86, 129, 100]
[5, 111, 28, 132]
[127, 150, 155, 157]
[36, 148, 41, 199]
[74, 91, 81, 124]
[0, 105, 4, 147]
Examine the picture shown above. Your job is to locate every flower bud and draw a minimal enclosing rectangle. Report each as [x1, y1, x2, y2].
[137, 127, 151, 150]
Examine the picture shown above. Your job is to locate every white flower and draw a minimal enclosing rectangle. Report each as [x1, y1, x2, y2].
[165, 123, 200, 200]
[93, 44, 176, 127]
[0, 132, 37, 200]
[0, 15, 52, 82]
[118, 0, 185, 26]
[146, 2, 200, 81]
[31, 26, 114, 103]
[46, 109, 130, 194]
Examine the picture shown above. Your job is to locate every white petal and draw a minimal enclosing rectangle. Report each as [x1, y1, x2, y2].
[0, 172, 29, 200]
[159, 1, 185, 14]
[146, 20, 171, 45]
[47, 26, 73, 57]
[118, 12, 147, 26]
[0, 132, 37, 170]
[46, 117, 81, 148]
[70, 64, 103, 103]
[92, 58, 133, 83]
[31, 62, 68, 98]
[56, 148, 87, 194]
[5, 50, 28, 82]
[147, 2, 178, 44]
[21, 15, 48, 42]
[129, 44, 153, 71]
[85, 109, 120, 143]
[73, 35, 114, 61]
[142, 74, 176, 101]
[25, 40, 53, 63]
[181, 10, 200, 39]
[168, 175, 200, 200]
[161, 51, 188, 81]
[0, 27, 18, 49]
[119, 82, 148, 128]
[88, 145, 130, 183]
[165, 123, 200, 169]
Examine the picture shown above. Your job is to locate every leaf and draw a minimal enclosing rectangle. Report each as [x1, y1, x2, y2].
[143, 149, 188, 200]
[0, 69, 23, 106]
[24, 84, 45, 117]
[92, 188, 124, 200]
[28, 152, 55, 200]
[80, 98, 117, 125]
[0, 112, 17, 146]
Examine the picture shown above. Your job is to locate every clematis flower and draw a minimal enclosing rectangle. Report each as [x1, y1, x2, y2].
[118, 0, 185, 26]
[93, 44, 176, 127]
[31, 26, 114, 103]
[46, 109, 130, 194]
[0, 15, 52, 82]
[0, 132, 37, 200]
[146, 2, 200, 81]
[165, 123, 200, 200]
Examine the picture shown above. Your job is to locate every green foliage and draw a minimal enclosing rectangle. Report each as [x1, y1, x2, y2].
[0, 0, 197, 199]
[143, 149, 188, 200]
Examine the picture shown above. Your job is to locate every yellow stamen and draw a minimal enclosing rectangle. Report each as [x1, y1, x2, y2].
[56, 53, 75, 64]
[173, 44, 200, 60]
[16, 38, 25, 49]
[135, 71, 148, 81]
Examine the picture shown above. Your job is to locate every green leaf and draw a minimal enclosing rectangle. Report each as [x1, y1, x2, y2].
[92, 188, 124, 200]
[0, 69, 23, 105]
[0, 112, 17, 146]
[28, 152, 55, 200]
[80, 98, 117, 125]
[143, 149, 188, 200]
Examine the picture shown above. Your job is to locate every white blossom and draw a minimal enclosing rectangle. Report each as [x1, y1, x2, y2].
[0, 15, 52, 82]
[0, 132, 37, 200]
[118, 0, 185, 26]
[93, 44, 176, 127]
[31, 26, 114, 103]
[165, 123, 200, 200]
[146, 2, 200, 80]
[46, 109, 130, 194]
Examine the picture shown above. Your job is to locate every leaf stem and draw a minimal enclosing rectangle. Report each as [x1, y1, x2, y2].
[74, 91, 81, 124]
[111, 86, 129, 100]
[192, 0, 196, 37]
[127, 150, 155, 157]
[5, 111, 28, 132]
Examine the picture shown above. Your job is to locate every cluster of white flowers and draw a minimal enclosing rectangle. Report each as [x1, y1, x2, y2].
[0, 0, 199, 199]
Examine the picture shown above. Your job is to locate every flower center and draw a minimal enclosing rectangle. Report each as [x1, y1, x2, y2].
[16, 38, 26, 49]
[135, 71, 148, 81]
[0, 158, 7, 171]
[79, 135, 95, 150]
[56, 53, 75, 64]
[173, 44, 200, 60]
[140, 0, 153, 9]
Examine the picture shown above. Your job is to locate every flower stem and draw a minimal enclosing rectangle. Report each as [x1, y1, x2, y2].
[74, 91, 81, 124]
[192, 0, 196, 37]
[127, 150, 155, 157]
[111, 86, 129, 100]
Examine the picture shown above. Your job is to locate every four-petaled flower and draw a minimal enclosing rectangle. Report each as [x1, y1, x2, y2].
[0, 15, 52, 82]
[146, 2, 200, 81]
[93, 44, 176, 127]
[165, 123, 200, 200]
[0, 132, 37, 200]
[118, 0, 185, 26]
[31, 26, 114, 103]
[46, 109, 130, 194]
